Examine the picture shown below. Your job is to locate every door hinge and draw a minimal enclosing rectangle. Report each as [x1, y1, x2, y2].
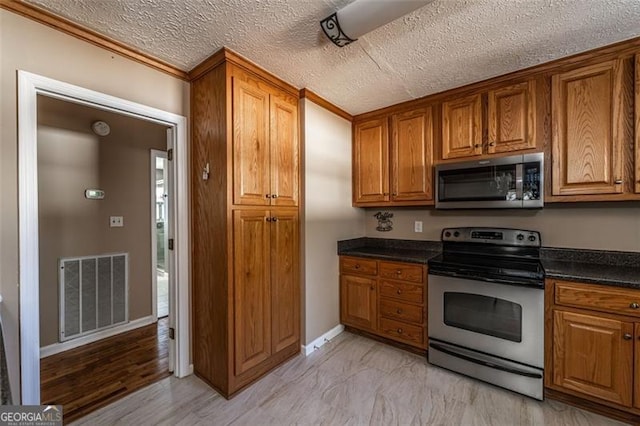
[168, 238, 174, 250]
[169, 327, 175, 340]
[167, 148, 173, 161]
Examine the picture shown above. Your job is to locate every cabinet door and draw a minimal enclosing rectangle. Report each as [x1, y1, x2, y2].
[270, 210, 299, 353]
[391, 107, 433, 202]
[340, 275, 377, 331]
[635, 323, 640, 409]
[441, 94, 482, 159]
[635, 54, 640, 194]
[353, 118, 389, 203]
[551, 60, 625, 195]
[553, 310, 632, 406]
[233, 78, 271, 205]
[233, 210, 271, 375]
[488, 80, 536, 154]
[270, 96, 299, 207]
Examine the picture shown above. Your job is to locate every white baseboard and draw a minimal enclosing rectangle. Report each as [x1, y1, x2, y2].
[40, 315, 156, 358]
[301, 324, 344, 356]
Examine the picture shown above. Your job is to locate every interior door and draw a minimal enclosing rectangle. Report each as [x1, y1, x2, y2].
[165, 128, 175, 373]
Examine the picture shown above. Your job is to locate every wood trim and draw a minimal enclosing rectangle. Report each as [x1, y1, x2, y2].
[636, 54, 640, 194]
[353, 36, 640, 121]
[299, 89, 353, 121]
[0, 0, 188, 80]
[189, 47, 299, 97]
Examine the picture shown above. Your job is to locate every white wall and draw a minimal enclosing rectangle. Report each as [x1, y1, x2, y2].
[0, 9, 189, 402]
[304, 99, 365, 344]
[364, 203, 640, 252]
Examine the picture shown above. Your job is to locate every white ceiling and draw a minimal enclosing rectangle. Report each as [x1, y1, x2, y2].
[25, 0, 640, 115]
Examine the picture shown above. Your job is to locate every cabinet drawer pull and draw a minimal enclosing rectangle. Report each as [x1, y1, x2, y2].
[623, 333, 632, 340]
[397, 328, 403, 334]
[614, 179, 623, 184]
[630, 302, 639, 309]
[396, 308, 402, 314]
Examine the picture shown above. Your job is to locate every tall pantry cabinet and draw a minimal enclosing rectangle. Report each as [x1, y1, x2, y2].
[190, 50, 300, 397]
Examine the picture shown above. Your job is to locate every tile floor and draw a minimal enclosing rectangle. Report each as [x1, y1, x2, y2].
[72, 332, 625, 425]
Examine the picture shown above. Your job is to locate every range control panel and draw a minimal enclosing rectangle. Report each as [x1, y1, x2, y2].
[442, 227, 541, 247]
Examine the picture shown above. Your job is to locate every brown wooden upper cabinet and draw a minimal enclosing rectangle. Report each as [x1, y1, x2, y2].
[488, 81, 537, 154]
[441, 93, 482, 159]
[233, 78, 299, 207]
[551, 60, 626, 196]
[353, 118, 389, 204]
[353, 107, 434, 206]
[441, 81, 537, 160]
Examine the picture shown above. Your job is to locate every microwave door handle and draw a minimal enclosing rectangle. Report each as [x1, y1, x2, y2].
[515, 163, 524, 201]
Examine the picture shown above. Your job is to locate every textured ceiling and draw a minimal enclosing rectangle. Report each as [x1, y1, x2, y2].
[25, 0, 640, 115]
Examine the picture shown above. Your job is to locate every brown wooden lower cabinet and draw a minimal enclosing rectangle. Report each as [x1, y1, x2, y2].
[339, 256, 427, 350]
[547, 279, 640, 420]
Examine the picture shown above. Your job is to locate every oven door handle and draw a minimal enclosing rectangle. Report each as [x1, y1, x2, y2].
[429, 342, 542, 379]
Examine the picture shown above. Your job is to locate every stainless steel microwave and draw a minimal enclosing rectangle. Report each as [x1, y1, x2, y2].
[435, 152, 544, 209]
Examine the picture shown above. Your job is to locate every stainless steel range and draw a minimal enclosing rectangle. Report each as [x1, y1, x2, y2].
[427, 227, 545, 400]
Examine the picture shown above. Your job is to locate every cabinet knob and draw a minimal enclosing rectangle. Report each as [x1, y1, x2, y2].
[392, 193, 398, 196]
[266, 217, 272, 222]
[271, 194, 278, 199]
[397, 328, 403, 334]
[474, 144, 481, 148]
[624, 333, 632, 340]
[395, 270, 402, 275]
[396, 308, 402, 314]
[614, 179, 623, 184]
[370, 285, 375, 290]
[265, 194, 271, 198]
[630, 302, 639, 309]
[489, 141, 495, 147]
[354, 264, 360, 269]
[272, 217, 278, 222]
[396, 289, 402, 295]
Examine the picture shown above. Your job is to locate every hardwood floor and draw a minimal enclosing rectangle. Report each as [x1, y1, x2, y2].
[73, 331, 623, 425]
[41, 318, 170, 423]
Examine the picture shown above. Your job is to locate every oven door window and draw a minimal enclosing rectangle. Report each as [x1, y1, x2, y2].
[438, 164, 518, 202]
[443, 292, 522, 342]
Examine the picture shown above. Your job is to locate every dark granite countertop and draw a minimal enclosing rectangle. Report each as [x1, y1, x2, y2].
[541, 247, 640, 289]
[338, 238, 640, 289]
[338, 237, 441, 265]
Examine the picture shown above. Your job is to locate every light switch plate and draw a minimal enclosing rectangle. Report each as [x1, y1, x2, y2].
[414, 221, 423, 233]
[110, 216, 124, 227]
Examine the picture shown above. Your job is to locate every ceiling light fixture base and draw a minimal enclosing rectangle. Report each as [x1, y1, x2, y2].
[320, 13, 357, 47]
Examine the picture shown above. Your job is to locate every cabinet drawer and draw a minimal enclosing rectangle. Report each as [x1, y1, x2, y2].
[379, 262, 423, 283]
[379, 318, 424, 346]
[554, 281, 640, 317]
[340, 257, 377, 276]
[379, 298, 423, 324]
[379, 280, 424, 304]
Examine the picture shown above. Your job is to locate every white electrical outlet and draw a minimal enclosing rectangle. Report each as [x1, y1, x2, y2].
[414, 221, 423, 233]
[110, 216, 124, 227]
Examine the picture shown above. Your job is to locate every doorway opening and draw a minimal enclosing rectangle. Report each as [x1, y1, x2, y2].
[18, 71, 190, 408]
[152, 150, 169, 320]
